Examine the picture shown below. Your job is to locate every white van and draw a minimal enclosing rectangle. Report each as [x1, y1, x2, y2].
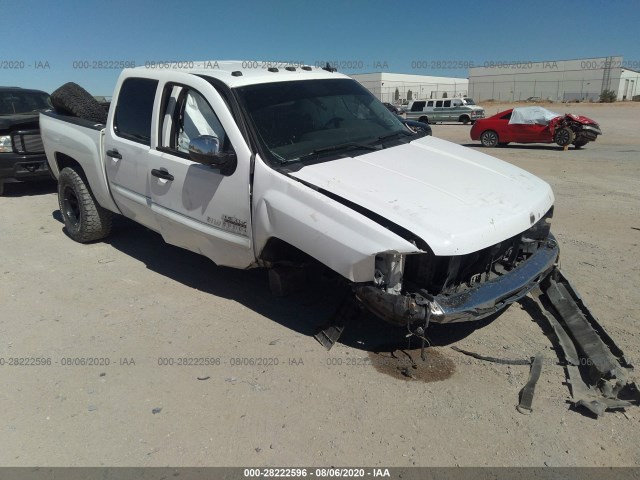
[405, 97, 485, 124]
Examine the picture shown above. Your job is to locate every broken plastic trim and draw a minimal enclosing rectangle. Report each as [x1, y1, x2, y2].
[536, 270, 640, 416]
[354, 235, 559, 326]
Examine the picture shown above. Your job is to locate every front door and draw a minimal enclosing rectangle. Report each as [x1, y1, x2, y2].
[148, 78, 255, 269]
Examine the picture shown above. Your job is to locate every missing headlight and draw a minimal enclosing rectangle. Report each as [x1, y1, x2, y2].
[373, 252, 405, 295]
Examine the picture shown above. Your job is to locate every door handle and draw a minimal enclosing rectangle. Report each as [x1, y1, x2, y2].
[106, 149, 122, 159]
[151, 168, 174, 181]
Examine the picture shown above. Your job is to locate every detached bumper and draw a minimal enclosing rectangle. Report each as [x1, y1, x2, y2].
[0, 152, 51, 181]
[355, 236, 559, 326]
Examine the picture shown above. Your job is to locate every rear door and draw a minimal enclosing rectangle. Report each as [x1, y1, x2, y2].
[104, 77, 160, 231]
[147, 77, 254, 269]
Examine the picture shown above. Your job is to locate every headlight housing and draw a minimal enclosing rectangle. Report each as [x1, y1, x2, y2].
[0, 135, 13, 153]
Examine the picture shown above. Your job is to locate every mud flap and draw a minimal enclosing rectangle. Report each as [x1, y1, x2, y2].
[536, 268, 640, 416]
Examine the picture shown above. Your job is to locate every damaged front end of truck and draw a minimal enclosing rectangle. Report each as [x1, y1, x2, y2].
[354, 208, 557, 328]
[346, 209, 639, 417]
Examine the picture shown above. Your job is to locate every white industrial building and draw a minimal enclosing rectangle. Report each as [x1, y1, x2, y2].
[350, 72, 468, 103]
[468, 56, 639, 102]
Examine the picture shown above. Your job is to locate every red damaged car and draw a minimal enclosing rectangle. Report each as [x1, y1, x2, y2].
[470, 106, 602, 149]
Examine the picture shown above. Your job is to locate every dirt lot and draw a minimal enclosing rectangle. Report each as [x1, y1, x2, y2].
[1, 102, 639, 467]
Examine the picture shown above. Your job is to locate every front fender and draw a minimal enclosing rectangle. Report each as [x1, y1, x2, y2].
[252, 158, 420, 282]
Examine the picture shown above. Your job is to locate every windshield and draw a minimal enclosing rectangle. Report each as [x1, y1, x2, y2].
[0, 90, 51, 115]
[463, 98, 476, 105]
[236, 79, 408, 163]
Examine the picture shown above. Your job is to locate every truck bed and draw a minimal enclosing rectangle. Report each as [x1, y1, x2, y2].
[39, 110, 119, 213]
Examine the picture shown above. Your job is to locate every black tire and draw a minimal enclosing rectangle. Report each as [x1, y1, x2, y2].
[50, 82, 108, 124]
[554, 127, 575, 147]
[459, 115, 470, 124]
[58, 167, 112, 242]
[419, 116, 430, 124]
[0, 180, 4, 196]
[480, 130, 499, 147]
[572, 139, 588, 149]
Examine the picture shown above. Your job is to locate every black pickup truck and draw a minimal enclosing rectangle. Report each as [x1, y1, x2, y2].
[0, 87, 53, 195]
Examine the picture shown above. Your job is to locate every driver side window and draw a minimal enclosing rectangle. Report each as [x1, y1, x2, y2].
[160, 85, 229, 156]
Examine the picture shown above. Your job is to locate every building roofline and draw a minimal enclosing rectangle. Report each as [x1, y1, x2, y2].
[469, 55, 625, 71]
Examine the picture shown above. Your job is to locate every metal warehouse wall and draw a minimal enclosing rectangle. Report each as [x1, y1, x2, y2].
[351, 73, 468, 103]
[468, 56, 636, 102]
[618, 69, 639, 101]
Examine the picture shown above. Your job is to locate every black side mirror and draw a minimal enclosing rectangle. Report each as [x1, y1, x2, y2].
[188, 135, 237, 175]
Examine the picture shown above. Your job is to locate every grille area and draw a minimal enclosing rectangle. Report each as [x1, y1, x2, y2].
[404, 207, 554, 296]
[11, 130, 44, 154]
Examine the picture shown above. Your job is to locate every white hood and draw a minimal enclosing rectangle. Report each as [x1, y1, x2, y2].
[290, 136, 554, 256]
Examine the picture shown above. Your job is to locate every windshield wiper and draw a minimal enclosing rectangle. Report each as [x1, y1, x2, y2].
[289, 142, 381, 162]
[314, 142, 381, 154]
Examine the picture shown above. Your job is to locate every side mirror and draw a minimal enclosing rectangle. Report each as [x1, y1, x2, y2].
[188, 135, 237, 175]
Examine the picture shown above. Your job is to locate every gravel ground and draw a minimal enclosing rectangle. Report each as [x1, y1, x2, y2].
[0, 102, 639, 467]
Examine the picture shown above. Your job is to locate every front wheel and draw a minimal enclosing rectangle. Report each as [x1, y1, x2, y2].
[480, 130, 499, 147]
[58, 167, 112, 243]
[554, 127, 576, 147]
[459, 115, 470, 124]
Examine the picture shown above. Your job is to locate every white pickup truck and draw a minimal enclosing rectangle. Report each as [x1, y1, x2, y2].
[40, 61, 558, 330]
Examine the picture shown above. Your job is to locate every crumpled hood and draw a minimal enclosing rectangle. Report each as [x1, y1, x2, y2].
[289, 136, 554, 256]
[565, 113, 598, 125]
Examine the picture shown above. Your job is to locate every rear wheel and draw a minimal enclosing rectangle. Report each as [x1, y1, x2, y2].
[58, 167, 112, 242]
[480, 130, 499, 147]
[554, 127, 576, 147]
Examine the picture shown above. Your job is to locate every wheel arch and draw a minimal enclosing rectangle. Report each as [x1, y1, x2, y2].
[53, 151, 120, 214]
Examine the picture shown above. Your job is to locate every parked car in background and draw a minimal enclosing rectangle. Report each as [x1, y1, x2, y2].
[397, 116, 432, 136]
[383, 102, 403, 114]
[525, 96, 542, 103]
[405, 97, 484, 124]
[0, 87, 52, 195]
[470, 106, 602, 148]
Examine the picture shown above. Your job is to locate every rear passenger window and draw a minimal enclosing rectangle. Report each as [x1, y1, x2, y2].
[427, 101, 434, 107]
[435, 101, 443, 107]
[114, 78, 158, 145]
[444, 100, 451, 107]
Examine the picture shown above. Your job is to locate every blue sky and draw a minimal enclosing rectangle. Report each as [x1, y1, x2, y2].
[2, 0, 638, 95]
